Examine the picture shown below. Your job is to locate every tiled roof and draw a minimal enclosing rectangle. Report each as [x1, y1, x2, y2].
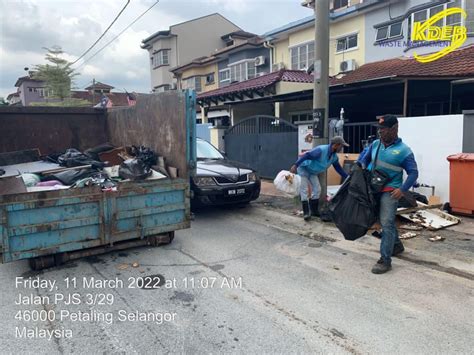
[197, 70, 313, 100]
[221, 30, 257, 39]
[85, 81, 114, 90]
[331, 44, 474, 86]
[199, 45, 474, 102]
[7, 92, 20, 99]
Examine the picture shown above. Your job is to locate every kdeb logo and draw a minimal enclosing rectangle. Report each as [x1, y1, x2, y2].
[411, 7, 468, 63]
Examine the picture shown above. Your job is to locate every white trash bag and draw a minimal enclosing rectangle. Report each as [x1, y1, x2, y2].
[273, 170, 301, 197]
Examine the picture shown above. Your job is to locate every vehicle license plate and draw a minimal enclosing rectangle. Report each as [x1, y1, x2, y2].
[228, 188, 245, 195]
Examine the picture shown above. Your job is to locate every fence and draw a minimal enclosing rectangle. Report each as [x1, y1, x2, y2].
[343, 122, 377, 153]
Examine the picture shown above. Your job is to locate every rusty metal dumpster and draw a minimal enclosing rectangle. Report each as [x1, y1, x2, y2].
[0, 90, 196, 269]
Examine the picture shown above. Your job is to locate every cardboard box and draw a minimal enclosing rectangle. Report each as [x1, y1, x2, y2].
[327, 153, 360, 185]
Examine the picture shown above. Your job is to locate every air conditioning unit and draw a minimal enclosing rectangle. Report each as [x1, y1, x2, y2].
[254, 56, 265, 66]
[272, 62, 286, 71]
[340, 59, 357, 73]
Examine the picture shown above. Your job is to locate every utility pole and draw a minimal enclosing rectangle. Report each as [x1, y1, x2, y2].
[303, 0, 330, 213]
[92, 78, 96, 105]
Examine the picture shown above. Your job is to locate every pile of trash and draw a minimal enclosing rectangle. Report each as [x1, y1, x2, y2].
[0, 144, 177, 195]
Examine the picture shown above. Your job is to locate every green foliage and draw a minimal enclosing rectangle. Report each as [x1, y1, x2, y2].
[0, 97, 8, 106]
[32, 46, 79, 100]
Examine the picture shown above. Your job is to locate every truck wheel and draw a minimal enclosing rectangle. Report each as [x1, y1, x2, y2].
[29, 255, 55, 271]
[148, 232, 174, 246]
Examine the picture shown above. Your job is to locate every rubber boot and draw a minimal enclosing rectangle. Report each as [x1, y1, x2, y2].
[302, 201, 311, 221]
[309, 199, 320, 217]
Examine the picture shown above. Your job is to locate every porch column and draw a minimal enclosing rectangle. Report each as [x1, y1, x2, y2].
[275, 102, 282, 118]
[201, 105, 208, 124]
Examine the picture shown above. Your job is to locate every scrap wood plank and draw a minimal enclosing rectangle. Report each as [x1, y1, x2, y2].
[41, 165, 92, 175]
[396, 203, 442, 215]
[0, 161, 61, 178]
[398, 202, 460, 230]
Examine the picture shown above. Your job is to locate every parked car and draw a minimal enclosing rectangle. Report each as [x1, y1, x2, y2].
[191, 138, 261, 206]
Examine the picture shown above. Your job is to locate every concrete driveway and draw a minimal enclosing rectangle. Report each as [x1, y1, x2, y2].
[0, 204, 473, 354]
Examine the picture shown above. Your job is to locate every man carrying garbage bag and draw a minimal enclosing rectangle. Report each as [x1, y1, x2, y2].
[290, 136, 349, 221]
[358, 115, 418, 274]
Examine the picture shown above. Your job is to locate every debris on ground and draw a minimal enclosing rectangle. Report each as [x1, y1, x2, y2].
[398, 202, 460, 230]
[429, 236, 446, 242]
[117, 263, 129, 270]
[400, 232, 417, 239]
[132, 262, 139, 268]
[399, 224, 423, 231]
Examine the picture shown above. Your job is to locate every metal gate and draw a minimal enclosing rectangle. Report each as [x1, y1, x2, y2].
[224, 115, 298, 179]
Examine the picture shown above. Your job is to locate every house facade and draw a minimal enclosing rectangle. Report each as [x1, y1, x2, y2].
[365, 0, 474, 63]
[260, 1, 388, 124]
[14, 75, 48, 106]
[171, 32, 272, 125]
[141, 13, 241, 93]
[195, 0, 474, 152]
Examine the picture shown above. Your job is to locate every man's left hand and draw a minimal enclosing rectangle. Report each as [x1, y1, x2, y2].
[391, 188, 403, 200]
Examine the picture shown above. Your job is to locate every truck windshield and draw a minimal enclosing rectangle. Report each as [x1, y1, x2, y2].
[196, 140, 224, 160]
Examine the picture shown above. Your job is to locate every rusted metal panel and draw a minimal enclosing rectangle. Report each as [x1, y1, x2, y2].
[0, 178, 189, 263]
[0, 149, 40, 165]
[107, 92, 189, 177]
[0, 106, 107, 155]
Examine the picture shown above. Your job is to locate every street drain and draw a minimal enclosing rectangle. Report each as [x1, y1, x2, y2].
[140, 274, 166, 289]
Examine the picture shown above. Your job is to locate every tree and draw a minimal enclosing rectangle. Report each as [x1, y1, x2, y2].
[0, 97, 8, 106]
[30, 46, 89, 107]
[32, 46, 78, 101]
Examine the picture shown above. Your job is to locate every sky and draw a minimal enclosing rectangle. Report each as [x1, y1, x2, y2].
[0, 0, 311, 98]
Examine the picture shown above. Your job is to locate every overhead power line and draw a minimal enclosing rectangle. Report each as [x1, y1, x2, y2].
[74, 0, 159, 70]
[71, 0, 131, 65]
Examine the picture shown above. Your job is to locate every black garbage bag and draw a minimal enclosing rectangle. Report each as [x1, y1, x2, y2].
[42, 152, 63, 164]
[329, 164, 377, 241]
[119, 158, 151, 181]
[43, 168, 98, 186]
[130, 146, 157, 169]
[58, 148, 105, 169]
[398, 191, 428, 208]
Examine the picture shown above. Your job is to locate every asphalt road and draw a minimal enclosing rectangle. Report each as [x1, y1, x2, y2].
[0, 204, 473, 354]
